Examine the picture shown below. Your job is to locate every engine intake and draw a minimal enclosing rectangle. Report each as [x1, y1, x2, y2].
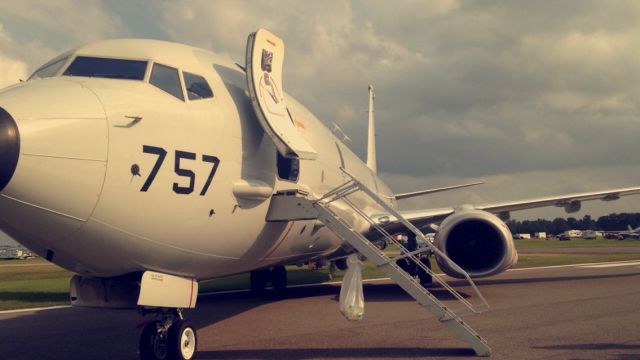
[434, 209, 517, 278]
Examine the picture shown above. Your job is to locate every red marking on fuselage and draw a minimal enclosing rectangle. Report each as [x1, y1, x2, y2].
[188, 279, 194, 308]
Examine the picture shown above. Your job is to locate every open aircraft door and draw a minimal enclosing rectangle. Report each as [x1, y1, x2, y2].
[246, 28, 317, 160]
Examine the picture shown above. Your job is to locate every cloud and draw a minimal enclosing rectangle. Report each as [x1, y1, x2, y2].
[0, 1, 637, 220]
[0, 25, 28, 87]
[0, 1, 126, 74]
[155, 1, 428, 120]
[0, 1, 125, 44]
[153, 1, 640, 218]
[0, 56, 27, 88]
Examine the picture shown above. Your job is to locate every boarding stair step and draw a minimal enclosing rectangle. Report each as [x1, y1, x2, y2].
[311, 169, 491, 357]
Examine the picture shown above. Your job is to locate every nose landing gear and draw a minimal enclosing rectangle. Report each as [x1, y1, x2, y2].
[139, 308, 197, 360]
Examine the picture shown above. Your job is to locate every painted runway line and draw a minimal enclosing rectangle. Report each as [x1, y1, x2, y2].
[577, 260, 640, 268]
[0, 305, 71, 314]
[2, 259, 638, 315]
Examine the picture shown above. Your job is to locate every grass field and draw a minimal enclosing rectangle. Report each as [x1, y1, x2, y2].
[1, 238, 639, 311]
[0, 259, 73, 310]
[514, 237, 640, 248]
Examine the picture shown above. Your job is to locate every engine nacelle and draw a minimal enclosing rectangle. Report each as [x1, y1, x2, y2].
[434, 209, 518, 278]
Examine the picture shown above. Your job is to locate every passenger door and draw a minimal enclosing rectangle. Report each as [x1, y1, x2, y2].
[245, 28, 317, 160]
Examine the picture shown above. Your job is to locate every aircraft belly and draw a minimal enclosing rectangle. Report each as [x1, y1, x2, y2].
[65, 217, 249, 277]
[258, 225, 342, 261]
[65, 216, 340, 279]
[0, 195, 89, 269]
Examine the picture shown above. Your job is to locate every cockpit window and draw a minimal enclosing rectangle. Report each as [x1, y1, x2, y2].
[150, 63, 184, 100]
[29, 57, 68, 80]
[63, 56, 147, 80]
[183, 72, 213, 100]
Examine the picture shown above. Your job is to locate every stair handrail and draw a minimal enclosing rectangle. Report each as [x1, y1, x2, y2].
[315, 168, 489, 314]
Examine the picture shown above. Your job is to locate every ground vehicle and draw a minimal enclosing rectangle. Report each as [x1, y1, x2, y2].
[605, 233, 625, 240]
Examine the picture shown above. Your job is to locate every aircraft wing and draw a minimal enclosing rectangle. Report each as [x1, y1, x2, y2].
[378, 186, 640, 233]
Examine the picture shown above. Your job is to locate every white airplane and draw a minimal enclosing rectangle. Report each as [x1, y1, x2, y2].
[619, 225, 640, 238]
[1, 29, 639, 359]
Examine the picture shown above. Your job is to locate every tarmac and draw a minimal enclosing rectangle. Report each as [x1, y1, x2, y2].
[1, 261, 639, 360]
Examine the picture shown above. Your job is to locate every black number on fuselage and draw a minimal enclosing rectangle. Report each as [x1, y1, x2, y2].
[173, 151, 196, 194]
[200, 155, 220, 195]
[140, 145, 220, 195]
[140, 145, 167, 192]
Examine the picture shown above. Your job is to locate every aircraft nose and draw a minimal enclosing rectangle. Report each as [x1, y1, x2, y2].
[0, 106, 19, 192]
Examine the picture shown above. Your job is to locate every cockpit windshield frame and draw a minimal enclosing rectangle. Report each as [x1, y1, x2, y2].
[63, 56, 148, 81]
[28, 57, 70, 81]
[183, 71, 214, 101]
[29, 52, 216, 104]
[149, 62, 185, 101]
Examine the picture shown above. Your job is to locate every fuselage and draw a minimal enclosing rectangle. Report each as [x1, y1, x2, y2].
[0, 39, 395, 279]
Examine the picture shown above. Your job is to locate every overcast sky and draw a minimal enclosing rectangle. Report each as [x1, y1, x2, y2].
[1, 1, 639, 244]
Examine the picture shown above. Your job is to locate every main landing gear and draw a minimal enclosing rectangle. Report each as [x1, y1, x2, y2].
[397, 255, 433, 286]
[396, 234, 433, 287]
[139, 308, 197, 360]
[250, 265, 288, 296]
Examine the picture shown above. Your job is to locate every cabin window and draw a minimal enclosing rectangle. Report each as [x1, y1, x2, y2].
[150, 63, 184, 100]
[63, 56, 147, 80]
[29, 57, 68, 80]
[183, 72, 213, 100]
[277, 152, 299, 182]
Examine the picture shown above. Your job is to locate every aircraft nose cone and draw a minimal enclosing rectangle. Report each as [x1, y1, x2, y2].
[0, 107, 20, 192]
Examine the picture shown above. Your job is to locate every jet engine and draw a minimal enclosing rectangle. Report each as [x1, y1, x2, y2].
[434, 209, 518, 278]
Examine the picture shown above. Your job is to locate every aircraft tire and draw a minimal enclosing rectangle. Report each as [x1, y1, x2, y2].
[168, 320, 197, 360]
[396, 257, 418, 276]
[418, 257, 433, 286]
[271, 266, 287, 293]
[334, 258, 348, 271]
[139, 320, 167, 360]
[396, 259, 410, 273]
[250, 269, 269, 295]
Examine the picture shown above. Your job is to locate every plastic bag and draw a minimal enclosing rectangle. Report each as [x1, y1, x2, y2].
[339, 254, 365, 321]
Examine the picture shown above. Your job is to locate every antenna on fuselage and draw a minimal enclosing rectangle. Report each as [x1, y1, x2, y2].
[366, 85, 377, 173]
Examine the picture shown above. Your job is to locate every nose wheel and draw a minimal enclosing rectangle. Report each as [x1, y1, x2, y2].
[139, 309, 197, 360]
[168, 320, 197, 360]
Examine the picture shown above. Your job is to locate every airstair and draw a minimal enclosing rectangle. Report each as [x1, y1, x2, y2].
[267, 170, 491, 356]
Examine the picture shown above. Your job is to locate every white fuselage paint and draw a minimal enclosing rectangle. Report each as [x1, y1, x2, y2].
[0, 39, 395, 279]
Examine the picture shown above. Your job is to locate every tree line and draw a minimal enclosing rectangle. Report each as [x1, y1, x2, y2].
[506, 213, 640, 235]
